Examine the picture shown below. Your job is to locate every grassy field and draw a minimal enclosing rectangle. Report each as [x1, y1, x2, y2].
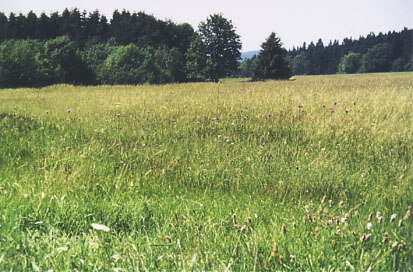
[0, 73, 412, 271]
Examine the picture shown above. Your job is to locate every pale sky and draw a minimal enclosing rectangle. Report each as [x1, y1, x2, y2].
[1, 0, 412, 51]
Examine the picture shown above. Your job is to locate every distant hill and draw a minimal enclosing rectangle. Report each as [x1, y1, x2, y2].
[241, 50, 259, 60]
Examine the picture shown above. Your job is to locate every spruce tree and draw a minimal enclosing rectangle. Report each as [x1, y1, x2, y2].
[252, 32, 291, 80]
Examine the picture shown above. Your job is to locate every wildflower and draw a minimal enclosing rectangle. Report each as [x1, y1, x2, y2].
[341, 217, 347, 223]
[302, 216, 307, 224]
[391, 241, 398, 249]
[331, 108, 336, 113]
[281, 224, 286, 234]
[228, 112, 233, 117]
[165, 235, 172, 242]
[292, 222, 297, 229]
[116, 113, 121, 117]
[328, 200, 333, 207]
[367, 222, 372, 230]
[345, 108, 349, 114]
[355, 211, 360, 217]
[267, 113, 272, 118]
[46, 110, 49, 114]
[353, 101, 356, 105]
[146, 109, 151, 114]
[91, 223, 110, 232]
[376, 212, 381, 218]
[390, 214, 397, 222]
[338, 201, 344, 208]
[398, 219, 403, 227]
[298, 104, 304, 108]
[321, 195, 326, 204]
[336, 226, 341, 235]
[334, 101, 337, 106]
[377, 216, 383, 224]
[271, 242, 278, 257]
[365, 234, 372, 241]
[243, 116, 248, 121]
[322, 104, 326, 108]
[290, 255, 296, 264]
[67, 109, 71, 114]
[304, 205, 310, 214]
[247, 216, 252, 223]
[326, 219, 333, 226]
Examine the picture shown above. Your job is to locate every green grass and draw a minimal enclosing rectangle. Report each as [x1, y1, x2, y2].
[0, 73, 412, 271]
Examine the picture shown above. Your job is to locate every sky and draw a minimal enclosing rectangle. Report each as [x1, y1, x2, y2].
[1, 0, 412, 52]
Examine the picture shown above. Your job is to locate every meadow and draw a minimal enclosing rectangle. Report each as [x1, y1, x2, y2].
[0, 73, 412, 271]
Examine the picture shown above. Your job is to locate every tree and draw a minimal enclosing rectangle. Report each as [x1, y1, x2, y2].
[239, 55, 257, 78]
[185, 34, 208, 81]
[197, 14, 242, 81]
[359, 43, 391, 73]
[252, 32, 291, 80]
[291, 52, 310, 75]
[338, 52, 362, 74]
[0, 39, 44, 88]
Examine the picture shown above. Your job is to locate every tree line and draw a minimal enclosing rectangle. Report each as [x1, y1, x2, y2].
[240, 28, 412, 77]
[0, 9, 410, 88]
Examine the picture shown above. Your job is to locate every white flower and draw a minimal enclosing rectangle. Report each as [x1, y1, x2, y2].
[91, 223, 110, 232]
[367, 222, 372, 230]
[390, 214, 397, 222]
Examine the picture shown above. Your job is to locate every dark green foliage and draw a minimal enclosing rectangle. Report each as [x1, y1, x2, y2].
[0, 39, 43, 88]
[288, 28, 413, 75]
[359, 43, 392, 73]
[291, 52, 311, 75]
[185, 34, 208, 81]
[252, 32, 291, 81]
[338, 52, 362, 74]
[238, 55, 257, 78]
[98, 44, 185, 85]
[196, 14, 242, 82]
[39, 36, 94, 85]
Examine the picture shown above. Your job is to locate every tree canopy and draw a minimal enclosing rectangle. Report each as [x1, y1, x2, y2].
[252, 32, 291, 81]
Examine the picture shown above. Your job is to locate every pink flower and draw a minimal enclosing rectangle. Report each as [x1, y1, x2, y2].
[67, 109, 71, 114]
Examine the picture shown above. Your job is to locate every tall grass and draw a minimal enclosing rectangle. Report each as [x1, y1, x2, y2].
[0, 73, 412, 270]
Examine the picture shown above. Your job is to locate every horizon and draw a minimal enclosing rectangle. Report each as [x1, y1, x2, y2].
[1, 0, 412, 51]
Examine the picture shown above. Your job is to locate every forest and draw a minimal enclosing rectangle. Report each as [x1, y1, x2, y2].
[0, 9, 412, 88]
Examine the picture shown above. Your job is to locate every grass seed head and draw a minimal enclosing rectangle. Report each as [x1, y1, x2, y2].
[382, 233, 388, 243]
[398, 219, 403, 227]
[290, 255, 296, 264]
[232, 214, 237, 225]
[271, 242, 278, 257]
[338, 201, 344, 208]
[368, 213, 373, 222]
[390, 214, 397, 222]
